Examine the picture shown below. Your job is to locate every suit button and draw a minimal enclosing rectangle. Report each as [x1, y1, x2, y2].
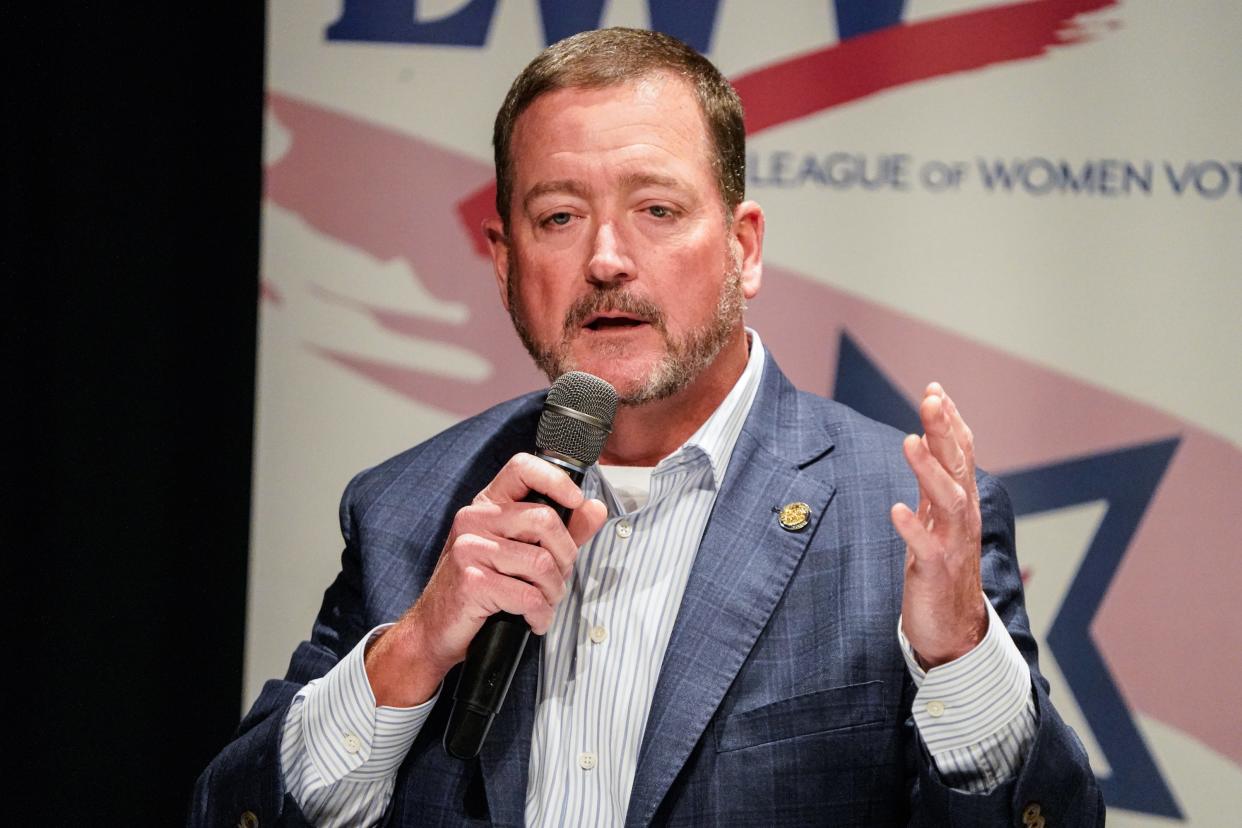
[238, 811, 259, 828]
[1022, 802, 1042, 826]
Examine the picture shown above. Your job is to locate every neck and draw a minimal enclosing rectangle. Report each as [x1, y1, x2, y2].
[598, 328, 750, 467]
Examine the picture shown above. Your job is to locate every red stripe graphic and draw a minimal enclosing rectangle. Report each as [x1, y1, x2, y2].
[738, 0, 1119, 134]
[460, 0, 1119, 249]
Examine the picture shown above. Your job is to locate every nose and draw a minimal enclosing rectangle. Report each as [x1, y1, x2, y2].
[586, 221, 633, 287]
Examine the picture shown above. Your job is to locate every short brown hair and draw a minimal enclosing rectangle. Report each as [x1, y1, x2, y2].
[492, 27, 746, 227]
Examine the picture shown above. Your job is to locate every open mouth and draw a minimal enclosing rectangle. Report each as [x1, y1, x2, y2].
[584, 314, 647, 331]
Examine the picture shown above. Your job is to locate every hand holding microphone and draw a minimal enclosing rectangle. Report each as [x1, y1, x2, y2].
[362, 373, 616, 754]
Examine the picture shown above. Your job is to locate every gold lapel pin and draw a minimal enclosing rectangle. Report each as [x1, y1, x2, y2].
[778, 502, 811, 532]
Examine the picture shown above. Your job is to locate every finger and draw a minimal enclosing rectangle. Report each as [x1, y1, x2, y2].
[919, 391, 969, 485]
[901, 434, 934, 517]
[890, 502, 937, 565]
[940, 392, 976, 477]
[467, 564, 555, 633]
[903, 433, 969, 520]
[477, 453, 588, 512]
[479, 535, 569, 605]
[917, 486, 931, 526]
[454, 500, 580, 576]
[906, 448, 932, 525]
[567, 498, 608, 548]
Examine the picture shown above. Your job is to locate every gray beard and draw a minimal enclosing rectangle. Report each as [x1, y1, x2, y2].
[507, 258, 745, 406]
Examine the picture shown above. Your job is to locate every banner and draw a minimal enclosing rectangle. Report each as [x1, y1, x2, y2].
[253, 2, 1241, 821]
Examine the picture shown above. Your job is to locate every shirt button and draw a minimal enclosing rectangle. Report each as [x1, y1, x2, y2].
[342, 733, 362, 754]
[578, 751, 598, 770]
[589, 625, 608, 644]
[615, 519, 633, 539]
[925, 700, 946, 718]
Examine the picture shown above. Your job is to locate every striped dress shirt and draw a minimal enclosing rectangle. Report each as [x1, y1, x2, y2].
[279, 330, 1036, 825]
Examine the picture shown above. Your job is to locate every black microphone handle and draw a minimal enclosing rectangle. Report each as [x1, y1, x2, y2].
[443, 461, 584, 760]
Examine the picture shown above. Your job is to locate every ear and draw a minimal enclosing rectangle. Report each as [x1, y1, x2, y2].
[483, 216, 512, 310]
[730, 200, 764, 300]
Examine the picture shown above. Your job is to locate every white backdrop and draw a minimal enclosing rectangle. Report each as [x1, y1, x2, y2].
[252, 2, 1240, 821]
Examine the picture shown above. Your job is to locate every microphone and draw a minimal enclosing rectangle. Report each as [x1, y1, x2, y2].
[444, 371, 618, 759]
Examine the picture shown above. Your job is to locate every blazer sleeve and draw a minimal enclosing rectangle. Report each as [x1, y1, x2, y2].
[907, 472, 1105, 827]
[188, 472, 376, 828]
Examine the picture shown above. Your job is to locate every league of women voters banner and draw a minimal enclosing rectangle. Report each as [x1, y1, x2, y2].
[250, 1, 1240, 822]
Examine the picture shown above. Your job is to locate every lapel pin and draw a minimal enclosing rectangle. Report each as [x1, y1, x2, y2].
[778, 502, 811, 532]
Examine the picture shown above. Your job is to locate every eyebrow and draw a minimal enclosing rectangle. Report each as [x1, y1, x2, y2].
[521, 173, 691, 213]
[522, 179, 588, 213]
[617, 172, 686, 193]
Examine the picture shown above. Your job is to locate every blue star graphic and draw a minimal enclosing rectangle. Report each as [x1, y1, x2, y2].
[832, 331, 1182, 819]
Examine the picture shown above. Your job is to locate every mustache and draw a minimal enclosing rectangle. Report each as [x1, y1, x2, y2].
[561, 288, 667, 336]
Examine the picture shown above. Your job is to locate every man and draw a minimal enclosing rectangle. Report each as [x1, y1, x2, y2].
[193, 28, 1100, 826]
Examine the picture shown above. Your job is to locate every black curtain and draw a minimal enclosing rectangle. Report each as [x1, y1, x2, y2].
[11, 4, 263, 822]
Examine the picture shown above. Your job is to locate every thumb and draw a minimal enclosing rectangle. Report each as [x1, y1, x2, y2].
[567, 498, 608, 548]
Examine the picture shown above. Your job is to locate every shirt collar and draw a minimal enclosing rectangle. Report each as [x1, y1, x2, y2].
[671, 327, 765, 490]
[585, 328, 766, 508]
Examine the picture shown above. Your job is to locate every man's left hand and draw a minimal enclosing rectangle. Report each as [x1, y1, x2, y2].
[891, 382, 989, 670]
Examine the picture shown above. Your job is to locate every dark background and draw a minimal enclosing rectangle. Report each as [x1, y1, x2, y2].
[11, 5, 264, 822]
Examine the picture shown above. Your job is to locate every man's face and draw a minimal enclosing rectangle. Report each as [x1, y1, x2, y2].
[485, 73, 763, 405]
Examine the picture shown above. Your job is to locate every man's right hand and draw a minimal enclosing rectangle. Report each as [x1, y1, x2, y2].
[363, 453, 607, 708]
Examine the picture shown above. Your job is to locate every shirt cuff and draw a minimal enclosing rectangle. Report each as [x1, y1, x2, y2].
[897, 599, 1033, 756]
[296, 623, 439, 785]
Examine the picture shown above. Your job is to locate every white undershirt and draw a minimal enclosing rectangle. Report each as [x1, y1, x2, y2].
[595, 464, 653, 513]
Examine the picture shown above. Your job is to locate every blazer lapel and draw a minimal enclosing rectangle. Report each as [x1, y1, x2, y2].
[625, 358, 837, 826]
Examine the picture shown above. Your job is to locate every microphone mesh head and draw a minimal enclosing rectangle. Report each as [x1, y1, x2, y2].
[536, 371, 618, 465]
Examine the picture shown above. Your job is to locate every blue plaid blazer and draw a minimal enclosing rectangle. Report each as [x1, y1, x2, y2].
[191, 354, 1102, 826]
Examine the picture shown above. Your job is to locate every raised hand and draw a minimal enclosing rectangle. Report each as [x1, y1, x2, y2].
[364, 453, 607, 707]
[890, 383, 988, 670]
